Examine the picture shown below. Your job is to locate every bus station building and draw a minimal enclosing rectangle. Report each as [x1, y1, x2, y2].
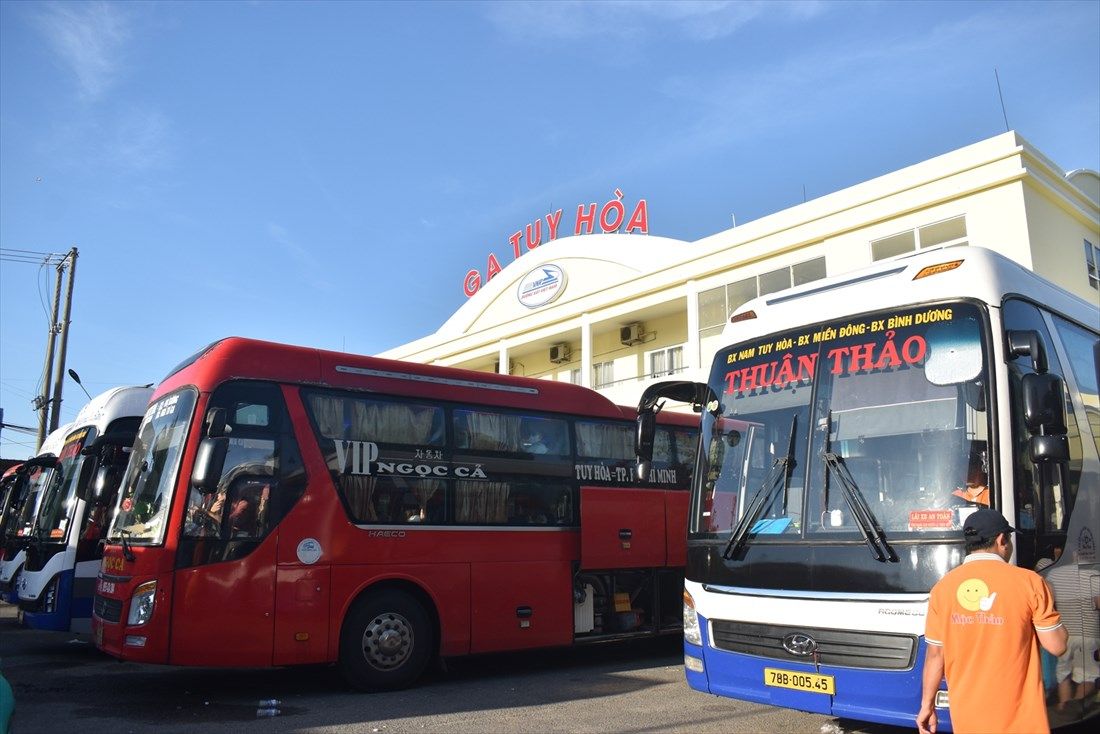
[379, 131, 1100, 409]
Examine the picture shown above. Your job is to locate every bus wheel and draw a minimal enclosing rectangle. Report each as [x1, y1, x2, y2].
[339, 589, 432, 691]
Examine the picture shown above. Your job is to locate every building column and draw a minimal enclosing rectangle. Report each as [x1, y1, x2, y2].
[685, 280, 700, 374]
[580, 315, 592, 387]
[497, 341, 509, 374]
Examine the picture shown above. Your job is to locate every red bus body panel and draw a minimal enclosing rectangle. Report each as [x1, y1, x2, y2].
[579, 487, 667, 569]
[169, 540, 277, 666]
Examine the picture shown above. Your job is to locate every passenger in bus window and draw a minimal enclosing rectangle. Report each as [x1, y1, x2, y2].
[524, 432, 548, 454]
[402, 494, 424, 523]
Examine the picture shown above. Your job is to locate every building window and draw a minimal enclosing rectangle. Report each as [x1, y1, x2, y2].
[1086, 239, 1099, 290]
[697, 256, 827, 332]
[648, 346, 683, 378]
[871, 215, 967, 261]
[695, 255, 827, 367]
[568, 368, 581, 384]
[593, 361, 614, 389]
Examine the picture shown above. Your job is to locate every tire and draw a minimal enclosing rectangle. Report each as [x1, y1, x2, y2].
[339, 589, 433, 691]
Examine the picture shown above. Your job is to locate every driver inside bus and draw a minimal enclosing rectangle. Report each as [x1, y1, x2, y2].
[951, 453, 990, 507]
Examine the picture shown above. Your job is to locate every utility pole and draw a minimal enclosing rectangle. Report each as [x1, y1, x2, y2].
[49, 247, 78, 433]
[35, 257, 65, 451]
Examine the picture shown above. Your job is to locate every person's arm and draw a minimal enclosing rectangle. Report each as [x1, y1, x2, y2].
[1037, 624, 1068, 657]
[916, 643, 944, 734]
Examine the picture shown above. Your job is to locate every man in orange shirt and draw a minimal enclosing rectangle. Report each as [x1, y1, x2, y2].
[916, 509, 1067, 734]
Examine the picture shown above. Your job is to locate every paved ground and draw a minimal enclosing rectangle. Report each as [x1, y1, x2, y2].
[0, 602, 920, 734]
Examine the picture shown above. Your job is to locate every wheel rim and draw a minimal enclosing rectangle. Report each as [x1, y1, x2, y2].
[361, 611, 413, 671]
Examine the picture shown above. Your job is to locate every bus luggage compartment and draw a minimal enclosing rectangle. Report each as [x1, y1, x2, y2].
[579, 486, 667, 569]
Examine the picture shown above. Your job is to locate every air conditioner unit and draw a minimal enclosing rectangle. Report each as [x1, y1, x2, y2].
[549, 343, 571, 364]
[492, 359, 514, 375]
[620, 323, 644, 346]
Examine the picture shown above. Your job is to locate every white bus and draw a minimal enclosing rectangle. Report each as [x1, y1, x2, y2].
[636, 246, 1099, 731]
[16, 386, 152, 632]
[0, 423, 73, 604]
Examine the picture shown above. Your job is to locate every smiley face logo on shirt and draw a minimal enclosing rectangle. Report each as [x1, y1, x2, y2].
[956, 578, 989, 612]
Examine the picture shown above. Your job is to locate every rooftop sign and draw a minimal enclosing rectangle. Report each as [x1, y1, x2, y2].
[463, 189, 648, 298]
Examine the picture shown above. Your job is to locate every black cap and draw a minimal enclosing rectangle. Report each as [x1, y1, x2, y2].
[963, 508, 1014, 544]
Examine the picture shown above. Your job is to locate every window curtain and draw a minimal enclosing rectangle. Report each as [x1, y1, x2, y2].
[455, 480, 510, 523]
[577, 422, 632, 459]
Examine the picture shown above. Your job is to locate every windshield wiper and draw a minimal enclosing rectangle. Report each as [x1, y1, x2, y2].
[821, 451, 897, 562]
[116, 528, 136, 562]
[723, 415, 797, 560]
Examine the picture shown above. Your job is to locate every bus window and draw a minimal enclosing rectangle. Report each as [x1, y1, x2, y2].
[453, 409, 567, 457]
[308, 393, 444, 447]
[343, 476, 444, 524]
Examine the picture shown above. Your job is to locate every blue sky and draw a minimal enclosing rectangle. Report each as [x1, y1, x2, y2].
[1, 0, 1098, 458]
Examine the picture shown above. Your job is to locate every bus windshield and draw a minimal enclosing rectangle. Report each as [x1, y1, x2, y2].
[109, 389, 197, 544]
[699, 301, 991, 544]
[9, 464, 59, 541]
[33, 427, 95, 542]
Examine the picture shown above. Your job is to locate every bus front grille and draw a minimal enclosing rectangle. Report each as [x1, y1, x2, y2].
[93, 594, 122, 623]
[709, 619, 916, 670]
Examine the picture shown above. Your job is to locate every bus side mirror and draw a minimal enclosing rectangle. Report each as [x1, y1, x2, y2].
[1021, 371, 1068, 464]
[636, 412, 656, 482]
[192, 437, 229, 494]
[89, 465, 119, 505]
[1021, 372, 1067, 434]
[1030, 435, 1069, 463]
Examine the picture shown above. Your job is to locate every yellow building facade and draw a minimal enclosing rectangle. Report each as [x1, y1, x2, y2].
[380, 131, 1100, 409]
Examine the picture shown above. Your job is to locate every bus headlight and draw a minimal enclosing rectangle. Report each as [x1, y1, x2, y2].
[683, 589, 702, 646]
[127, 581, 157, 626]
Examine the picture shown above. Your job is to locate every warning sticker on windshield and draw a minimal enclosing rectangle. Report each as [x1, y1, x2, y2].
[908, 509, 954, 530]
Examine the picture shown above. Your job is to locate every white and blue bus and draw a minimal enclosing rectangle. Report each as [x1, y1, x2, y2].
[636, 246, 1099, 731]
[16, 386, 151, 632]
[0, 423, 73, 605]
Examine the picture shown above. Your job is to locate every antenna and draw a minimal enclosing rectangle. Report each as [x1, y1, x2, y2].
[994, 68, 1010, 132]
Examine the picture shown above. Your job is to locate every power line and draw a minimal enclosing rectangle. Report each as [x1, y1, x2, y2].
[0, 248, 66, 265]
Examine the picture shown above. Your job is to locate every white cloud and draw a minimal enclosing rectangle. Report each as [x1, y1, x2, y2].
[33, 1, 133, 100]
[484, 0, 827, 42]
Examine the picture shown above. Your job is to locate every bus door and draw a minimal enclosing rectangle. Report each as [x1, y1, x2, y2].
[454, 411, 576, 654]
[170, 381, 306, 667]
[575, 420, 668, 570]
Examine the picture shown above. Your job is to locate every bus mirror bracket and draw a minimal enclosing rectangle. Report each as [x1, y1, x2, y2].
[1006, 330, 1048, 374]
[204, 408, 228, 439]
[81, 428, 138, 457]
[636, 380, 709, 482]
[192, 437, 229, 494]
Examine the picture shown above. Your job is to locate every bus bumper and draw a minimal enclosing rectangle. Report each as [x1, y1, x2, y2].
[685, 615, 953, 731]
[22, 571, 73, 632]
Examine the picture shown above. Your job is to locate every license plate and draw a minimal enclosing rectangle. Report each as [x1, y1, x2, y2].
[97, 579, 115, 595]
[763, 667, 835, 695]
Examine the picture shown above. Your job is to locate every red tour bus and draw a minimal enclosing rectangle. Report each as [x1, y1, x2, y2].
[92, 337, 699, 689]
